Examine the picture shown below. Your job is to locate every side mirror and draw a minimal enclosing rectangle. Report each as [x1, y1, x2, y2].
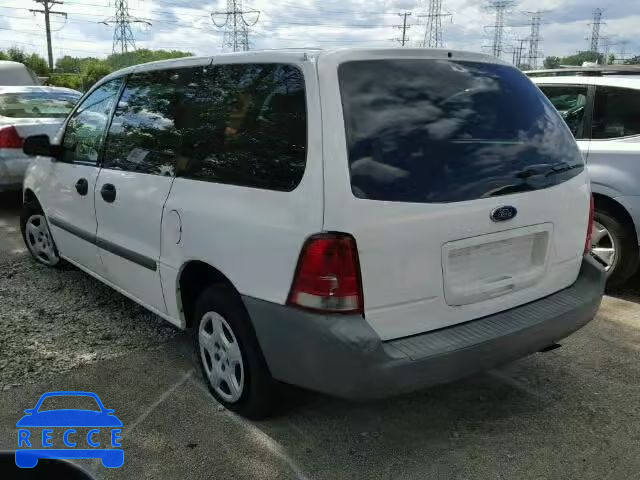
[23, 134, 62, 158]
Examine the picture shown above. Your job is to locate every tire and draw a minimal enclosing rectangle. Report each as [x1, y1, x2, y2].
[20, 200, 66, 269]
[193, 284, 277, 419]
[593, 209, 638, 289]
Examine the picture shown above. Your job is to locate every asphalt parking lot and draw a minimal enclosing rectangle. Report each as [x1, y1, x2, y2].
[1, 191, 640, 480]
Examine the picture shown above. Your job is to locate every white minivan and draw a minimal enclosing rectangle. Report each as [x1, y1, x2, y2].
[20, 49, 605, 418]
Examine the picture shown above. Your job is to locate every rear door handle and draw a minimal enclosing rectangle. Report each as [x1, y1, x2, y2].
[75, 178, 88, 196]
[100, 183, 116, 203]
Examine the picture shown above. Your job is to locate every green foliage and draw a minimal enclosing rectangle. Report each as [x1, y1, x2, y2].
[48, 73, 84, 91]
[0, 47, 49, 75]
[624, 55, 640, 65]
[543, 56, 561, 69]
[560, 51, 604, 66]
[105, 49, 192, 70]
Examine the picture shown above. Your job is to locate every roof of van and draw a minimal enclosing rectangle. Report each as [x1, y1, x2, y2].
[97, 48, 510, 84]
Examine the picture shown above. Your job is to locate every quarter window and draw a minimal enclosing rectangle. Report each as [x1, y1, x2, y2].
[537, 85, 588, 139]
[61, 78, 123, 165]
[592, 86, 640, 139]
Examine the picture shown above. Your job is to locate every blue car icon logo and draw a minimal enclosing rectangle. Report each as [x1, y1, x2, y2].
[16, 391, 123, 468]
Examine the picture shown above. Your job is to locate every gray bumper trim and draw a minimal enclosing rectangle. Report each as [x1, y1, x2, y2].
[244, 256, 605, 401]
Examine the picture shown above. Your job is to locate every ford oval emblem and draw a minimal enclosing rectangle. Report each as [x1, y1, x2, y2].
[490, 205, 517, 222]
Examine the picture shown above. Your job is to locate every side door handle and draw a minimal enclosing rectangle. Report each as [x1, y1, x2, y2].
[75, 178, 88, 196]
[100, 183, 117, 203]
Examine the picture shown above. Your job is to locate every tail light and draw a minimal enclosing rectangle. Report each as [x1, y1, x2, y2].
[287, 233, 364, 315]
[584, 195, 595, 255]
[0, 126, 23, 149]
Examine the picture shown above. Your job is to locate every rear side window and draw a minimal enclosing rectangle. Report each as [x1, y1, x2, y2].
[537, 85, 588, 139]
[592, 86, 640, 139]
[102, 63, 307, 190]
[0, 91, 80, 118]
[339, 60, 583, 203]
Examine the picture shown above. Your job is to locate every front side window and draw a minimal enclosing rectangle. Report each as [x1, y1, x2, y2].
[339, 60, 583, 203]
[102, 63, 307, 190]
[592, 86, 640, 139]
[102, 71, 182, 176]
[0, 90, 80, 119]
[61, 79, 123, 165]
[538, 85, 588, 139]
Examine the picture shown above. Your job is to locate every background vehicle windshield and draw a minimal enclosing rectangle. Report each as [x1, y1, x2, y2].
[0, 90, 80, 118]
[339, 59, 584, 203]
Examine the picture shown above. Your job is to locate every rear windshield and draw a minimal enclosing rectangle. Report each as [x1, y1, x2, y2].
[0, 90, 80, 118]
[339, 59, 584, 203]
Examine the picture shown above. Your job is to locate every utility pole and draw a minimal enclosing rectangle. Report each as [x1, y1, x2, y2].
[30, 0, 67, 70]
[212, 0, 260, 52]
[485, 1, 513, 59]
[513, 38, 527, 68]
[588, 8, 604, 53]
[394, 12, 412, 47]
[418, 0, 452, 48]
[100, 0, 151, 54]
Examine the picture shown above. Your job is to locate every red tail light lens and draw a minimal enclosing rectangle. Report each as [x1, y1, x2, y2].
[0, 126, 23, 149]
[287, 233, 364, 314]
[584, 195, 595, 255]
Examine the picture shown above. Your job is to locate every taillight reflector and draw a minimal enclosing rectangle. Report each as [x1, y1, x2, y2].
[0, 126, 23, 149]
[287, 233, 364, 314]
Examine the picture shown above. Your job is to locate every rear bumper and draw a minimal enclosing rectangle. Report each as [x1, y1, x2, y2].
[245, 255, 605, 401]
[0, 156, 29, 191]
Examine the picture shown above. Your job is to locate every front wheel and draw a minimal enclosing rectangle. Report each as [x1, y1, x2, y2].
[193, 285, 277, 419]
[591, 209, 639, 289]
[20, 203, 63, 268]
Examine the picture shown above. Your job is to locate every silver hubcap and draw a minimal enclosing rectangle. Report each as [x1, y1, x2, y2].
[591, 221, 616, 272]
[199, 312, 244, 403]
[25, 215, 59, 266]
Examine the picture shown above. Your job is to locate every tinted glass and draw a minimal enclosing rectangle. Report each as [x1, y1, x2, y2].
[538, 85, 588, 138]
[339, 60, 583, 203]
[103, 71, 182, 176]
[61, 79, 123, 165]
[592, 86, 640, 139]
[0, 90, 80, 118]
[103, 63, 307, 190]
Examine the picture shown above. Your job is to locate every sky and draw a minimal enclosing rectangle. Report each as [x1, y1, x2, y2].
[0, 0, 639, 66]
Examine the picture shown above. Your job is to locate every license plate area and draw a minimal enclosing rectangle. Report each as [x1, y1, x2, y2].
[442, 224, 552, 306]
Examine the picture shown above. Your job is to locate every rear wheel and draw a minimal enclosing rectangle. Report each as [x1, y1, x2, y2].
[193, 284, 277, 419]
[592, 209, 638, 289]
[20, 202, 65, 268]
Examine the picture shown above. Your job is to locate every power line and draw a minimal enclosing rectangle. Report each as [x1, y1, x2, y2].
[211, 0, 260, 52]
[588, 8, 604, 53]
[29, 0, 67, 69]
[100, 0, 151, 54]
[418, 0, 451, 48]
[393, 11, 412, 47]
[485, 1, 513, 59]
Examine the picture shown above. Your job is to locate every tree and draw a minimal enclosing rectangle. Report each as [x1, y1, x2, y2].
[82, 61, 112, 89]
[624, 55, 640, 65]
[561, 51, 603, 66]
[24, 53, 49, 75]
[543, 56, 561, 69]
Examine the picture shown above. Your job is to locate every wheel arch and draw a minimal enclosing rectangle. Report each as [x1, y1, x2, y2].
[177, 260, 243, 329]
[592, 193, 638, 245]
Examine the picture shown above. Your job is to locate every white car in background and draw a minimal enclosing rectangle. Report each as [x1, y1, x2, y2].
[0, 86, 81, 192]
[0, 60, 41, 86]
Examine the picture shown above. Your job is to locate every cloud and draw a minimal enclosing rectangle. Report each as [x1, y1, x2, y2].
[0, 0, 637, 63]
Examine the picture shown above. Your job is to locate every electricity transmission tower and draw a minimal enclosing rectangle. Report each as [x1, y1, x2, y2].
[30, 0, 67, 70]
[101, 0, 151, 54]
[588, 8, 604, 53]
[485, 1, 513, 59]
[212, 0, 260, 52]
[525, 10, 543, 69]
[418, 0, 451, 48]
[393, 12, 412, 47]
